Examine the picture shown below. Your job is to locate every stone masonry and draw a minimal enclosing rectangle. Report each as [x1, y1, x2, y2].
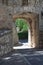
[0, 6, 13, 56]
[0, 5, 19, 56]
[0, 30, 13, 56]
[0, 0, 43, 56]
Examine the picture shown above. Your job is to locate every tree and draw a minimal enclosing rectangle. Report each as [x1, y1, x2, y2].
[15, 19, 29, 32]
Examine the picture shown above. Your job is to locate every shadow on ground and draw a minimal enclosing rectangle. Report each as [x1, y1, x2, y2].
[0, 49, 43, 65]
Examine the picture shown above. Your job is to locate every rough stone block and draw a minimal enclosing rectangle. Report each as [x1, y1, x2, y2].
[0, 30, 13, 56]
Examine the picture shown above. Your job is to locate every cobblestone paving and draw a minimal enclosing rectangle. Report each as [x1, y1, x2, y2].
[0, 49, 43, 65]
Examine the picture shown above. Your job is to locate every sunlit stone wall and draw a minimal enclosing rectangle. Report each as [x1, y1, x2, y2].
[0, 6, 12, 56]
[0, 0, 43, 56]
[0, 5, 19, 56]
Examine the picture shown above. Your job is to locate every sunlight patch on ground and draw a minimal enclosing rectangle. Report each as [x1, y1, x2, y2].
[3, 57, 11, 60]
[13, 43, 32, 49]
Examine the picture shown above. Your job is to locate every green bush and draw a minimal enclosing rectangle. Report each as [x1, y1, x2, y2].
[15, 19, 29, 32]
[15, 19, 30, 39]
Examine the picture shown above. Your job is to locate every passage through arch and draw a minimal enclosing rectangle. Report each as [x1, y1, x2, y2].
[15, 18, 31, 45]
[13, 12, 39, 48]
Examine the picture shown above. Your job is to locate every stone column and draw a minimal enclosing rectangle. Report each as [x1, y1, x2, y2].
[28, 28, 32, 47]
[31, 19, 36, 48]
[35, 15, 39, 48]
[31, 15, 39, 48]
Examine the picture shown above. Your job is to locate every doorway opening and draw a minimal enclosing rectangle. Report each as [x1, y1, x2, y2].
[15, 18, 30, 46]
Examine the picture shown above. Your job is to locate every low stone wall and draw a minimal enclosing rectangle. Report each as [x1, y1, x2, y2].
[0, 29, 13, 56]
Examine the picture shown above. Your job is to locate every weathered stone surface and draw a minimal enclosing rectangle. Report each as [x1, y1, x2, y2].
[0, 5, 19, 56]
[0, 0, 43, 56]
[13, 12, 39, 48]
[0, 30, 13, 56]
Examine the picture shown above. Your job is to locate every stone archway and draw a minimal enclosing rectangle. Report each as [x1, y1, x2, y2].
[15, 18, 31, 46]
[13, 12, 39, 48]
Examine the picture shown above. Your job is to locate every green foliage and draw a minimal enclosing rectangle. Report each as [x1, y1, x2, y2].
[15, 19, 29, 32]
[15, 18, 30, 39]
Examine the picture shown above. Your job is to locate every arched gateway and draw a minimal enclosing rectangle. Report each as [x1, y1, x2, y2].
[13, 12, 39, 48]
[0, 11, 39, 56]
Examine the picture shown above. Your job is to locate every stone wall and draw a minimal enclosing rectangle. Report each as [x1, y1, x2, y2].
[0, 0, 43, 56]
[0, 6, 14, 56]
[0, 5, 19, 56]
[0, 30, 13, 56]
